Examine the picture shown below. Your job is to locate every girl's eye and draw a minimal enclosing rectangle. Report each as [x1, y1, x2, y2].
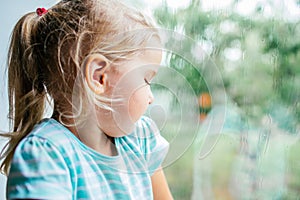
[144, 78, 151, 86]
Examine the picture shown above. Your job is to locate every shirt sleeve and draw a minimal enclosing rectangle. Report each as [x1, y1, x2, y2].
[139, 116, 169, 175]
[7, 136, 72, 199]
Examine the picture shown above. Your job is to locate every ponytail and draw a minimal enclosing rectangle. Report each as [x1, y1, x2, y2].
[0, 13, 46, 175]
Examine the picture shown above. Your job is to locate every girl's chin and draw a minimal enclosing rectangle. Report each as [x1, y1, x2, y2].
[105, 122, 136, 138]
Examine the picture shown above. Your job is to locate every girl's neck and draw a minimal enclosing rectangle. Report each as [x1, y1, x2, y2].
[52, 112, 117, 156]
[68, 125, 118, 157]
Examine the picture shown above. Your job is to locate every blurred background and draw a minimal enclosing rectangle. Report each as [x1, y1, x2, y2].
[1, 0, 300, 199]
[147, 0, 300, 199]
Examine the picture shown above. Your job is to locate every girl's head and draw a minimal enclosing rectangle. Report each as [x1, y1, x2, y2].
[1, 0, 162, 174]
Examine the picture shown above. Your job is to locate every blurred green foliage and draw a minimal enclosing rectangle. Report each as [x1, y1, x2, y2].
[153, 1, 300, 199]
[153, 0, 300, 128]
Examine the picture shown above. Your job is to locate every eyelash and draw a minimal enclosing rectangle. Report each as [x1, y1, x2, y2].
[144, 78, 151, 86]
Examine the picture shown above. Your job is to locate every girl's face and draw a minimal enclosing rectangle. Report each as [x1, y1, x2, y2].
[96, 48, 162, 137]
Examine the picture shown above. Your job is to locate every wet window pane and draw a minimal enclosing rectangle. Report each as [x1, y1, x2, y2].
[144, 0, 300, 199]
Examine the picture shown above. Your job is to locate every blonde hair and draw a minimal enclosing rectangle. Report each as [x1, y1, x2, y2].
[0, 0, 158, 175]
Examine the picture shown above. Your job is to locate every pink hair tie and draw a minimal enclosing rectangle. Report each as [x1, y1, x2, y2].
[36, 8, 48, 16]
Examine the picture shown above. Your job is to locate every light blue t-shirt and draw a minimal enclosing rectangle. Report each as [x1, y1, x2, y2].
[7, 116, 169, 199]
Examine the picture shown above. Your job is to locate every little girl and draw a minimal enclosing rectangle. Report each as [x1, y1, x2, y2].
[0, 0, 173, 199]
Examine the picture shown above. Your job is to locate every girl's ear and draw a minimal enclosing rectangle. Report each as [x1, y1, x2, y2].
[83, 54, 110, 95]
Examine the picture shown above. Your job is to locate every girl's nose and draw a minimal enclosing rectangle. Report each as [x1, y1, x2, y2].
[149, 91, 154, 104]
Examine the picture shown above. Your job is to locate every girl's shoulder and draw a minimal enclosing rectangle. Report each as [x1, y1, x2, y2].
[30, 118, 69, 134]
[29, 118, 74, 139]
[17, 118, 78, 154]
